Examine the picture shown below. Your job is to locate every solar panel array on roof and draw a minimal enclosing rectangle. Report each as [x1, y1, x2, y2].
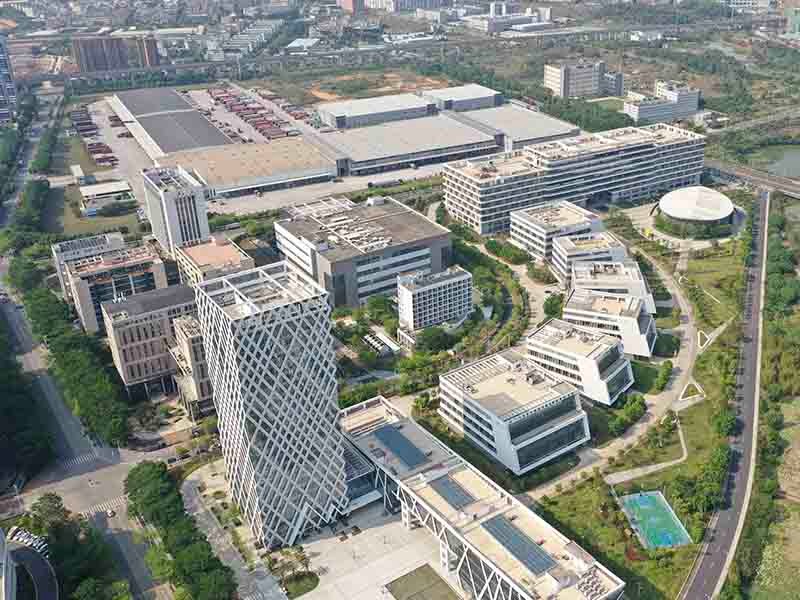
[430, 475, 475, 510]
[373, 425, 428, 470]
[481, 515, 557, 576]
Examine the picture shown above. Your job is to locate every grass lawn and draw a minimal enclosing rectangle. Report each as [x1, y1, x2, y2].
[632, 361, 659, 394]
[285, 572, 319, 599]
[539, 478, 697, 600]
[591, 97, 624, 111]
[684, 244, 742, 329]
[415, 410, 578, 493]
[747, 500, 800, 600]
[607, 422, 683, 473]
[655, 305, 682, 329]
[42, 186, 138, 237]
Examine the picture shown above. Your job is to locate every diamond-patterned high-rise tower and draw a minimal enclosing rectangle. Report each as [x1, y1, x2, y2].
[195, 263, 348, 548]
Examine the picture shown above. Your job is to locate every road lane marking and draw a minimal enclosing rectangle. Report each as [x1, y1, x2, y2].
[80, 495, 127, 517]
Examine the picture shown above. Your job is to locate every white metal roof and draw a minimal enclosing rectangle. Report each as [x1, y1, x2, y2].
[79, 180, 132, 198]
[658, 186, 734, 222]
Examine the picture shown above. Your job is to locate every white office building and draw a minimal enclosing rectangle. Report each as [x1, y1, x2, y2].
[551, 231, 628, 287]
[562, 289, 658, 358]
[509, 201, 604, 261]
[543, 61, 623, 99]
[142, 166, 212, 256]
[571, 260, 657, 314]
[195, 264, 348, 548]
[443, 124, 706, 234]
[527, 319, 634, 406]
[438, 350, 590, 475]
[51, 232, 127, 300]
[623, 80, 700, 124]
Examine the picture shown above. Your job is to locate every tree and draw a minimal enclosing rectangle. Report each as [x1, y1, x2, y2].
[145, 544, 174, 581]
[29, 492, 70, 534]
[543, 294, 564, 319]
[71, 578, 104, 600]
[193, 568, 237, 600]
[415, 327, 452, 353]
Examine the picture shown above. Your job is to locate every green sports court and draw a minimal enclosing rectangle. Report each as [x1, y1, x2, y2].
[620, 491, 692, 549]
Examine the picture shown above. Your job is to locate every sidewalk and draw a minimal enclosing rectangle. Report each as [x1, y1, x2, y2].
[181, 463, 286, 600]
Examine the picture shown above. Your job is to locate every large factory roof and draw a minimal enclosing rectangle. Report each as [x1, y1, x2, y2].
[137, 110, 231, 154]
[339, 397, 625, 600]
[317, 93, 432, 118]
[115, 88, 193, 116]
[277, 196, 449, 263]
[322, 114, 497, 164]
[461, 104, 580, 144]
[421, 83, 499, 102]
[159, 138, 335, 190]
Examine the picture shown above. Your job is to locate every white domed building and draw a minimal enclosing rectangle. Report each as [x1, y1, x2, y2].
[658, 186, 735, 227]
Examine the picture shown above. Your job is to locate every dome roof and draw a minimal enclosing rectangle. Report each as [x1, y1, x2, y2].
[658, 186, 735, 222]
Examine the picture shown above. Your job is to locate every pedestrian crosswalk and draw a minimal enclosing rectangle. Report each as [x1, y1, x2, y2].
[58, 452, 97, 471]
[239, 591, 272, 600]
[80, 495, 127, 517]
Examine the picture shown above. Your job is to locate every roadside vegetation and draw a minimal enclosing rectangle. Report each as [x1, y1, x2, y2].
[125, 462, 237, 600]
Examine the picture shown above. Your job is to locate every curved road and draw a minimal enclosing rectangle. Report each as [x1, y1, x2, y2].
[681, 190, 768, 599]
[9, 543, 59, 600]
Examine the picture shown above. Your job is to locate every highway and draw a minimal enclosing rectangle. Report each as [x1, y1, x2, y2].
[681, 190, 768, 599]
[705, 107, 800, 137]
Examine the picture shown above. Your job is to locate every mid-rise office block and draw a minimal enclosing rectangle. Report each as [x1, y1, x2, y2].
[66, 245, 168, 334]
[195, 264, 348, 548]
[0, 37, 16, 123]
[563, 289, 658, 357]
[51, 232, 126, 300]
[317, 93, 436, 129]
[623, 80, 700, 124]
[170, 316, 214, 421]
[142, 166, 212, 256]
[527, 318, 634, 406]
[397, 266, 472, 347]
[551, 231, 628, 286]
[72, 37, 129, 72]
[275, 196, 451, 306]
[509, 201, 603, 260]
[443, 123, 705, 234]
[543, 61, 623, 99]
[175, 235, 254, 286]
[438, 350, 590, 475]
[571, 260, 657, 314]
[102, 285, 197, 393]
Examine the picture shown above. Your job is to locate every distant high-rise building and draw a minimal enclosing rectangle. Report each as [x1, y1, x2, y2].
[142, 166, 212, 256]
[195, 264, 348, 548]
[543, 60, 623, 99]
[338, 0, 365, 14]
[0, 37, 16, 123]
[72, 37, 129, 72]
[136, 37, 160, 67]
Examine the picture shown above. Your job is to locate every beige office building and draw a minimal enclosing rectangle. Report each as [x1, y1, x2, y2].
[102, 285, 197, 394]
[170, 316, 214, 421]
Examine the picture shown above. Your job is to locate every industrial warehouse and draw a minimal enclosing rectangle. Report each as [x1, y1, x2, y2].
[105, 84, 591, 195]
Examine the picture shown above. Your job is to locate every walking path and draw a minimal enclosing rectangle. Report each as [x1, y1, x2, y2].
[523, 247, 699, 501]
[182, 465, 286, 600]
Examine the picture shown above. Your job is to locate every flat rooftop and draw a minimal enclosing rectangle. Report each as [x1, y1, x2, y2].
[527, 318, 618, 359]
[440, 350, 576, 420]
[527, 123, 704, 162]
[143, 166, 203, 193]
[422, 84, 499, 101]
[339, 397, 624, 600]
[278, 196, 449, 263]
[460, 104, 579, 143]
[137, 110, 231, 154]
[66, 245, 161, 278]
[79, 180, 131, 198]
[159, 138, 335, 189]
[512, 201, 599, 232]
[398, 266, 471, 292]
[571, 259, 646, 286]
[318, 93, 432, 118]
[322, 114, 497, 164]
[115, 88, 193, 117]
[565, 289, 642, 319]
[102, 284, 195, 320]
[447, 151, 538, 182]
[385, 565, 460, 600]
[177, 236, 250, 270]
[52, 232, 125, 255]
[195, 263, 326, 320]
[553, 231, 624, 255]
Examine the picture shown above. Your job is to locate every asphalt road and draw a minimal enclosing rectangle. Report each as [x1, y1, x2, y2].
[682, 190, 768, 599]
[9, 543, 59, 600]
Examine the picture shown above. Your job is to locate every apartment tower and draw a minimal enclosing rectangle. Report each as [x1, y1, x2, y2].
[195, 264, 348, 548]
